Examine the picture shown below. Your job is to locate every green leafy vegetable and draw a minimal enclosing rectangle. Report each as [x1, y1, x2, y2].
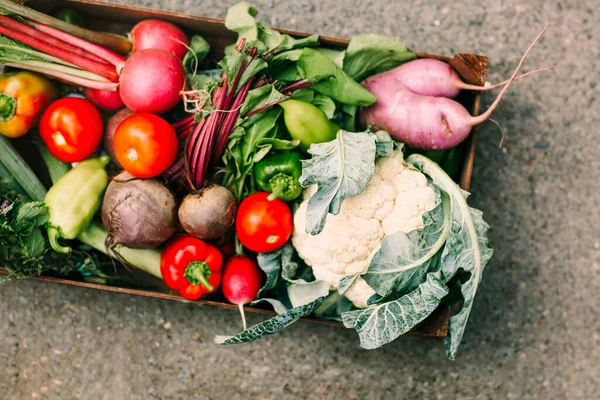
[312, 93, 336, 119]
[240, 85, 288, 117]
[362, 188, 451, 297]
[316, 47, 345, 68]
[225, 2, 318, 52]
[297, 48, 376, 106]
[300, 130, 377, 235]
[408, 154, 493, 360]
[214, 298, 325, 345]
[343, 34, 416, 81]
[342, 274, 449, 349]
[182, 35, 211, 75]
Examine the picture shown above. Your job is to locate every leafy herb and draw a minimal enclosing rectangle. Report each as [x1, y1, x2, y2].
[343, 34, 416, 81]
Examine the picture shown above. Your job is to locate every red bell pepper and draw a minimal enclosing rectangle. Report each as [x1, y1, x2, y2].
[160, 234, 223, 300]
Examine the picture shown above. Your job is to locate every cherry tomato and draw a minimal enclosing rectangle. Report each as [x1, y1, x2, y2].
[236, 192, 292, 253]
[113, 112, 178, 178]
[39, 98, 103, 162]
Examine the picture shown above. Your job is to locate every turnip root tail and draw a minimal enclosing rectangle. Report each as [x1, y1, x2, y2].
[455, 66, 556, 91]
[471, 23, 554, 126]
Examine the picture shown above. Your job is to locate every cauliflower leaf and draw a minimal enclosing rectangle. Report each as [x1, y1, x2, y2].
[341, 274, 448, 349]
[300, 130, 377, 235]
[408, 154, 493, 360]
[362, 188, 451, 297]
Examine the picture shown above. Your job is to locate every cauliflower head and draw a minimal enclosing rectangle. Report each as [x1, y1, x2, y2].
[292, 151, 437, 308]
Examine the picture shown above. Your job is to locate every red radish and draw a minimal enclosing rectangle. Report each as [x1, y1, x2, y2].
[222, 255, 264, 330]
[131, 19, 189, 60]
[118, 49, 186, 114]
[104, 108, 134, 167]
[375, 58, 555, 99]
[360, 24, 552, 150]
[85, 87, 125, 111]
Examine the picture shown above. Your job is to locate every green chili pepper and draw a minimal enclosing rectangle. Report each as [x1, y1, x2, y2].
[45, 156, 110, 254]
[279, 99, 340, 151]
[53, 8, 85, 27]
[254, 152, 303, 201]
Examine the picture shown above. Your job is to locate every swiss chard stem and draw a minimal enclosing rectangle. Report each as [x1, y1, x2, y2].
[0, 43, 74, 67]
[0, 22, 119, 82]
[0, 0, 132, 54]
[1, 59, 112, 82]
[0, 15, 108, 66]
[28, 20, 126, 71]
[2, 62, 118, 90]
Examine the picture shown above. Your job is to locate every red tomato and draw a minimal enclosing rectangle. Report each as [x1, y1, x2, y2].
[39, 98, 103, 162]
[113, 112, 178, 178]
[160, 234, 223, 301]
[236, 192, 292, 253]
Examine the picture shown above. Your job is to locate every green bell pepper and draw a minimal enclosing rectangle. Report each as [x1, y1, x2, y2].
[254, 152, 303, 201]
[45, 156, 110, 254]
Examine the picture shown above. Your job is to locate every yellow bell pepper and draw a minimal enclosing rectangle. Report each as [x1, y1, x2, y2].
[0, 71, 56, 138]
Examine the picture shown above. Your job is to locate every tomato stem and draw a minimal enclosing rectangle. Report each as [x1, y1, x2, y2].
[184, 261, 214, 291]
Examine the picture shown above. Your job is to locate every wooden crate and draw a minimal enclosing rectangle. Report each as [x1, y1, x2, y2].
[3, 0, 488, 339]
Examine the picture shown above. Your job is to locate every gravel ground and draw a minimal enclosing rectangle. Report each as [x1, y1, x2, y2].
[1, 0, 598, 399]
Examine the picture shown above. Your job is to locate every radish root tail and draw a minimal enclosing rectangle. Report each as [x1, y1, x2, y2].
[456, 66, 557, 91]
[471, 23, 554, 126]
[488, 118, 506, 149]
[238, 303, 247, 331]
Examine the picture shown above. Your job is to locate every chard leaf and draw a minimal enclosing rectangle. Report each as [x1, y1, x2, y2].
[312, 93, 336, 119]
[214, 297, 325, 345]
[316, 47, 345, 68]
[240, 85, 288, 117]
[227, 108, 282, 178]
[225, 2, 318, 51]
[408, 154, 493, 360]
[363, 188, 451, 297]
[183, 35, 210, 75]
[342, 274, 448, 349]
[290, 88, 315, 102]
[343, 34, 416, 81]
[300, 130, 377, 235]
[297, 48, 376, 106]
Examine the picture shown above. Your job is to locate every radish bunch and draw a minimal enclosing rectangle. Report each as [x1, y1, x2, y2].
[360, 24, 552, 150]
